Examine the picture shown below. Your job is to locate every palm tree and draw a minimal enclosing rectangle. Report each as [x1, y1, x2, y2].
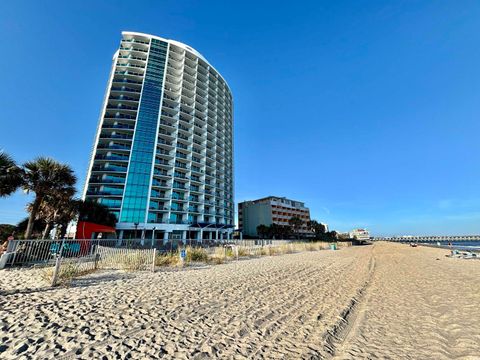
[0, 151, 24, 197]
[288, 216, 304, 239]
[307, 220, 327, 240]
[36, 187, 77, 239]
[256, 224, 269, 239]
[16, 217, 47, 239]
[77, 199, 117, 227]
[38, 198, 117, 239]
[22, 157, 77, 239]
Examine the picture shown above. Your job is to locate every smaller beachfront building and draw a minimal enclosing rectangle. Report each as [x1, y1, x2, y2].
[238, 196, 311, 237]
[349, 229, 370, 241]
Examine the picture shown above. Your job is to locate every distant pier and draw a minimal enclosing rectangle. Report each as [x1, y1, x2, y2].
[374, 235, 480, 243]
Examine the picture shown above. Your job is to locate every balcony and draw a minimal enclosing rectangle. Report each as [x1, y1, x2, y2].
[104, 113, 136, 120]
[97, 144, 131, 151]
[121, 38, 150, 45]
[152, 181, 169, 188]
[116, 63, 146, 70]
[102, 123, 135, 130]
[155, 159, 170, 166]
[175, 162, 188, 170]
[99, 133, 133, 141]
[110, 86, 141, 94]
[94, 154, 129, 161]
[112, 78, 143, 86]
[106, 104, 138, 111]
[114, 70, 144, 78]
[174, 142, 187, 151]
[157, 140, 173, 148]
[160, 119, 175, 128]
[89, 176, 125, 184]
[92, 165, 127, 173]
[86, 190, 123, 197]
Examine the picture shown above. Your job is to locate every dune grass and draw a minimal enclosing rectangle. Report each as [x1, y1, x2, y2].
[41, 261, 96, 286]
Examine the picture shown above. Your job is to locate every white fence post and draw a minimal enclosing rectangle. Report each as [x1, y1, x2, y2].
[151, 248, 156, 273]
[51, 256, 61, 287]
[94, 242, 100, 270]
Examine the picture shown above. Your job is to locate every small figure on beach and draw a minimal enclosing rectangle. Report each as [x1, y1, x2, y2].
[0, 240, 7, 255]
[0, 232, 13, 256]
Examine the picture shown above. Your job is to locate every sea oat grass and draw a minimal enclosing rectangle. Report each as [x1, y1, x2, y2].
[41, 261, 96, 286]
[155, 253, 181, 267]
[186, 247, 209, 263]
[237, 247, 249, 257]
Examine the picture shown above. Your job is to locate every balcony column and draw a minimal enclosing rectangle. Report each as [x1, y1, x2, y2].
[163, 231, 170, 245]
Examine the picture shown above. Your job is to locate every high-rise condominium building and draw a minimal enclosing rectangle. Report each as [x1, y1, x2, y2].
[238, 196, 311, 237]
[83, 32, 234, 240]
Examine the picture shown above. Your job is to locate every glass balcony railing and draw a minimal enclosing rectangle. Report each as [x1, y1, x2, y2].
[110, 86, 141, 93]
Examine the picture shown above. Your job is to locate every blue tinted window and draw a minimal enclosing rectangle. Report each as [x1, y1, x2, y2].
[120, 40, 168, 223]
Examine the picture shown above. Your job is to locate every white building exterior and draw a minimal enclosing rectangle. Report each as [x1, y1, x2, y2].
[349, 229, 370, 241]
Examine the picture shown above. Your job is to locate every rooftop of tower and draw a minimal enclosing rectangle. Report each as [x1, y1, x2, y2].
[121, 31, 231, 92]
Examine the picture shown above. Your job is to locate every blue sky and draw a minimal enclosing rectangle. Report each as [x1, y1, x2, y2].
[1, 1, 480, 236]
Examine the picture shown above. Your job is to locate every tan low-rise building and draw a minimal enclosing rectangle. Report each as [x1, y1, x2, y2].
[238, 196, 311, 237]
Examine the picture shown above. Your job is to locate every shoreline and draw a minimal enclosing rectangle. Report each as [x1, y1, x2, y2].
[418, 242, 480, 254]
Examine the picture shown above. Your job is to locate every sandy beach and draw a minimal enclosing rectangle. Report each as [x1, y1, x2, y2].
[1, 242, 479, 359]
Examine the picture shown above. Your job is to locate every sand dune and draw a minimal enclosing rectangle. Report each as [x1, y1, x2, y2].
[1, 242, 479, 359]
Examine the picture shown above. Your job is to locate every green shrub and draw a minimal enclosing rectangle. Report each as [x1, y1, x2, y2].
[225, 247, 234, 258]
[186, 247, 209, 262]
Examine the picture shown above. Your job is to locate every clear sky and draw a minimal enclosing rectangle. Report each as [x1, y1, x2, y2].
[1, 0, 480, 236]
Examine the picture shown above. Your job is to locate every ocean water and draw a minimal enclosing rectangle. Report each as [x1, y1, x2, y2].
[432, 241, 480, 251]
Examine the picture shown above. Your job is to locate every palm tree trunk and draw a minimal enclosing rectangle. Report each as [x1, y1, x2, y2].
[58, 223, 67, 239]
[42, 222, 52, 240]
[25, 196, 42, 239]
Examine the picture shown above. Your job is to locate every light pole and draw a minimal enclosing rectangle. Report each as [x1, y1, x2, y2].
[151, 227, 156, 248]
[134, 222, 139, 239]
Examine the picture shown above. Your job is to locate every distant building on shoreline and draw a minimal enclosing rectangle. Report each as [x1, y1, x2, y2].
[83, 31, 234, 241]
[320, 222, 329, 233]
[238, 196, 311, 237]
[349, 229, 370, 241]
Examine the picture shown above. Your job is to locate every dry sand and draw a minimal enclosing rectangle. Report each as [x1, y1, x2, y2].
[0, 242, 479, 359]
[335, 242, 480, 360]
